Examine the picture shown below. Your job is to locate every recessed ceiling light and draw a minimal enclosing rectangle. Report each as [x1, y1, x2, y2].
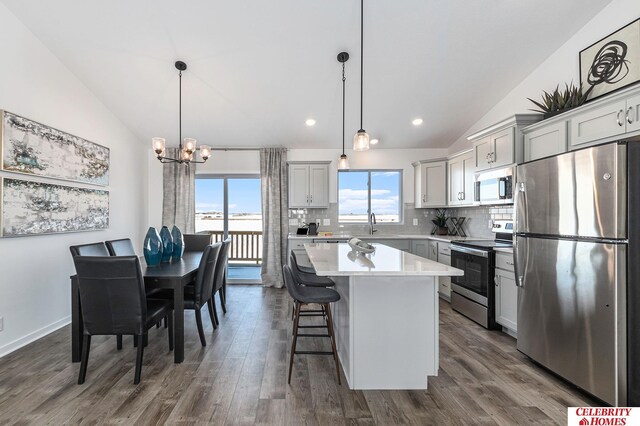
[305, 119, 316, 126]
[412, 118, 423, 126]
[370, 138, 379, 145]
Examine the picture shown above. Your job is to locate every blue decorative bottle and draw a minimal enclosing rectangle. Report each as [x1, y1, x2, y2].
[160, 226, 173, 263]
[143, 227, 163, 266]
[171, 225, 184, 260]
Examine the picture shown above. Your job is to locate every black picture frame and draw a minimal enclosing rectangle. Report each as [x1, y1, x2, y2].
[579, 17, 640, 102]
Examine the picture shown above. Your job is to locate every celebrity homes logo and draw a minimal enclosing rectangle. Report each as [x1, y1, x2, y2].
[568, 407, 639, 426]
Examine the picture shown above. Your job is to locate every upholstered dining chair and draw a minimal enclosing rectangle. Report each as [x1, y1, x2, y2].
[69, 242, 110, 257]
[207, 238, 231, 327]
[105, 238, 136, 256]
[73, 256, 174, 385]
[183, 234, 212, 252]
[153, 243, 222, 346]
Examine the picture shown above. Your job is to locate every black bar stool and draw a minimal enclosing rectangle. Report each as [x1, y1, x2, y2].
[290, 251, 335, 287]
[282, 265, 341, 385]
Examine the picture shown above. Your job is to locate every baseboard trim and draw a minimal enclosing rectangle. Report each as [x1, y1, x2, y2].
[0, 316, 70, 358]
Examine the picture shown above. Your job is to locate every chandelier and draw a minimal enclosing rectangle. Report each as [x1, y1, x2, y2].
[152, 61, 211, 164]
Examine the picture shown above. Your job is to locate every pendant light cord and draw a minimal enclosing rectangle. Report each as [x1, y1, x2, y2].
[179, 70, 182, 150]
[342, 62, 346, 155]
[359, 0, 364, 130]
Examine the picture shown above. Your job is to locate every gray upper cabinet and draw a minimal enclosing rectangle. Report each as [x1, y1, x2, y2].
[569, 98, 627, 147]
[523, 121, 567, 162]
[625, 92, 640, 134]
[414, 160, 447, 208]
[288, 162, 330, 208]
[447, 150, 474, 206]
[468, 115, 540, 172]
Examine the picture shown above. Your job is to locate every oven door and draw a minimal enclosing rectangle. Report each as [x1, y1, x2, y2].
[451, 246, 490, 302]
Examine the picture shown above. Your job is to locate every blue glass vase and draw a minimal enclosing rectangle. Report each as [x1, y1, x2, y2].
[160, 226, 173, 263]
[143, 227, 163, 266]
[171, 225, 184, 260]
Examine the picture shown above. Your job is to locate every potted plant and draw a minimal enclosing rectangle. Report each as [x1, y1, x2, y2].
[528, 82, 592, 119]
[431, 209, 449, 235]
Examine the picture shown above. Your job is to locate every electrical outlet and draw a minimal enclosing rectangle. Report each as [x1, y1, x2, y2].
[0, 317, 4, 332]
[323, 218, 331, 226]
[289, 218, 299, 226]
[488, 219, 494, 229]
[413, 218, 419, 226]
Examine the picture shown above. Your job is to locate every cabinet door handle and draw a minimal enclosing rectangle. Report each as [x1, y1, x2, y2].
[506, 261, 514, 266]
[310, 195, 313, 203]
[617, 109, 624, 126]
[491, 152, 495, 163]
[495, 275, 500, 287]
[460, 191, 464, 200]
[627, 107, 634, 124]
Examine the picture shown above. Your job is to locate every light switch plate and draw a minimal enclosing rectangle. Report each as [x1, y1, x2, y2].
[413, 218, 419, 226]
[289, 218, 299, 226]
[488, 219, 493, 229]
[323, 218, 331, 226]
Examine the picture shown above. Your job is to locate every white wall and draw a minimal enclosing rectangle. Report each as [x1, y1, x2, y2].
[0, 4, 147, 357]
[449, 0, 639, 153]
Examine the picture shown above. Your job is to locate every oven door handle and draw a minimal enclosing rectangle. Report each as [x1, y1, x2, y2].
[451, 245, 489, 258]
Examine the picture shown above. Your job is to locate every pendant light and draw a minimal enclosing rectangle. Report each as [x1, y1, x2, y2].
[337, 52, 350, 170]
[152, 61, 211, 164]
[353, 0, 370, 151]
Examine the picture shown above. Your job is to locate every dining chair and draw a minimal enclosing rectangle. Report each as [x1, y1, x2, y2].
[183, 234, 212, 252]
[207, 238, 231, 327]
[69, 242, 110, 257]
[70, 242, 128, 348]
[73, 256, 174, 385]
[283, 264, 341, 385]
[153, 243, 222, 346]
[105, 238, 136, 256]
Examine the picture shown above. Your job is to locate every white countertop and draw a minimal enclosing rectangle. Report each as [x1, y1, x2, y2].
[288, 233, 482, 243]
[305, 242, 464, 277]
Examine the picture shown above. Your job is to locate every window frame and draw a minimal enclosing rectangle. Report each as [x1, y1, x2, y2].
[337, 169, 403, 225]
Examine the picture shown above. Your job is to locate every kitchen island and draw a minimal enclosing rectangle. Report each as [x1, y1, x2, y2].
[304, 242, 463, 390]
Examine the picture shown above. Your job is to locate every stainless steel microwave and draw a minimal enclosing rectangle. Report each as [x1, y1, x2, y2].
[474, 166, 514, 205]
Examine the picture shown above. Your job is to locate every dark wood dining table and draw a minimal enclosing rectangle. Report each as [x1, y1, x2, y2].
[71, 251, 203, 364]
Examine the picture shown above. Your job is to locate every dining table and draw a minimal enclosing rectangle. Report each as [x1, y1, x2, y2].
[70, 251, 203, 364]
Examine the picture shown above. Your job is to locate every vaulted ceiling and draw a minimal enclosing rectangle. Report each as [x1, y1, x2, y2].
[1, 0, 613, 149]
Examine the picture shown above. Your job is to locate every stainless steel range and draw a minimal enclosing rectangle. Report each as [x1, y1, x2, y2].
[449, 220, 513, 329]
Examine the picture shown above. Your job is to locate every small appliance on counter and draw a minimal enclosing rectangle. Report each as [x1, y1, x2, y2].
[307, 222, 319, 236]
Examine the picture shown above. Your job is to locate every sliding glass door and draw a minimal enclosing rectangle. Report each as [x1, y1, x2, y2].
[196, 175, 262, 283]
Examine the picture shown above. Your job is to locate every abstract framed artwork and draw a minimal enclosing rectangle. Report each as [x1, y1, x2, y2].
[0, 110, 109, 186]
[1, 178, 109, 237]
[580, 18, 640, 101]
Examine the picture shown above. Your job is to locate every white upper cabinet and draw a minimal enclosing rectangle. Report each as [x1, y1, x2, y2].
[288, 162, 330, 208]
[468, 115, 540, 172]
[447, 150, 474, 206]
[308, 164, 329, 207]
[414, 160, 447, 208]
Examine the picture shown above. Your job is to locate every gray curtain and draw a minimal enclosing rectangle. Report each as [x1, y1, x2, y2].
[260, 148, 288, 288]
[162, 148, 196, 233]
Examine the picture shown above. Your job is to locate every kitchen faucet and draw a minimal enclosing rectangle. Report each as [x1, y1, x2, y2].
[369, 212, 377, 235]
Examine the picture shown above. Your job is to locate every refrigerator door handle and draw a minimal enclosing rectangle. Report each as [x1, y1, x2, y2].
[513, 237, 524, 287]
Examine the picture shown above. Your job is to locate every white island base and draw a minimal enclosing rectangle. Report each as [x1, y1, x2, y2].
[304, 242, 463, 390]
[331, 274, 439, 390]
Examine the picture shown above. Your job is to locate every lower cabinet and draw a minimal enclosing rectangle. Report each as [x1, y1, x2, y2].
[365, 239, 411, 252]
[437, 242, 451, 301]
[427, 241, 438, 261]
[410, 240, 429, 258]
[495, 252, 517, 334]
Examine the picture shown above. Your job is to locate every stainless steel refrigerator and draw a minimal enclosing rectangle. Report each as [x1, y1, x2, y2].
[514, 141, 639, 406]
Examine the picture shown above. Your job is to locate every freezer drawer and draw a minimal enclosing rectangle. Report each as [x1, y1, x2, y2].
[515, 142, 626, 239]
[515, 235, 626, 405]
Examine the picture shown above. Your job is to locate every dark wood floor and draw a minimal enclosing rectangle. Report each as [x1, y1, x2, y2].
[0, 285, 596, 425]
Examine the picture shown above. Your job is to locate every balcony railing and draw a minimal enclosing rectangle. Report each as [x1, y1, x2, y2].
[206, 230, 262, 264]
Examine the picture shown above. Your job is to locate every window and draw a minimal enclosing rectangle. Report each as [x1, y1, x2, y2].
[338, 170, 402, 223]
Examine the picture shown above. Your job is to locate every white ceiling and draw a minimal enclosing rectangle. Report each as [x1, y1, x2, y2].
[1, 0, 613, 149]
